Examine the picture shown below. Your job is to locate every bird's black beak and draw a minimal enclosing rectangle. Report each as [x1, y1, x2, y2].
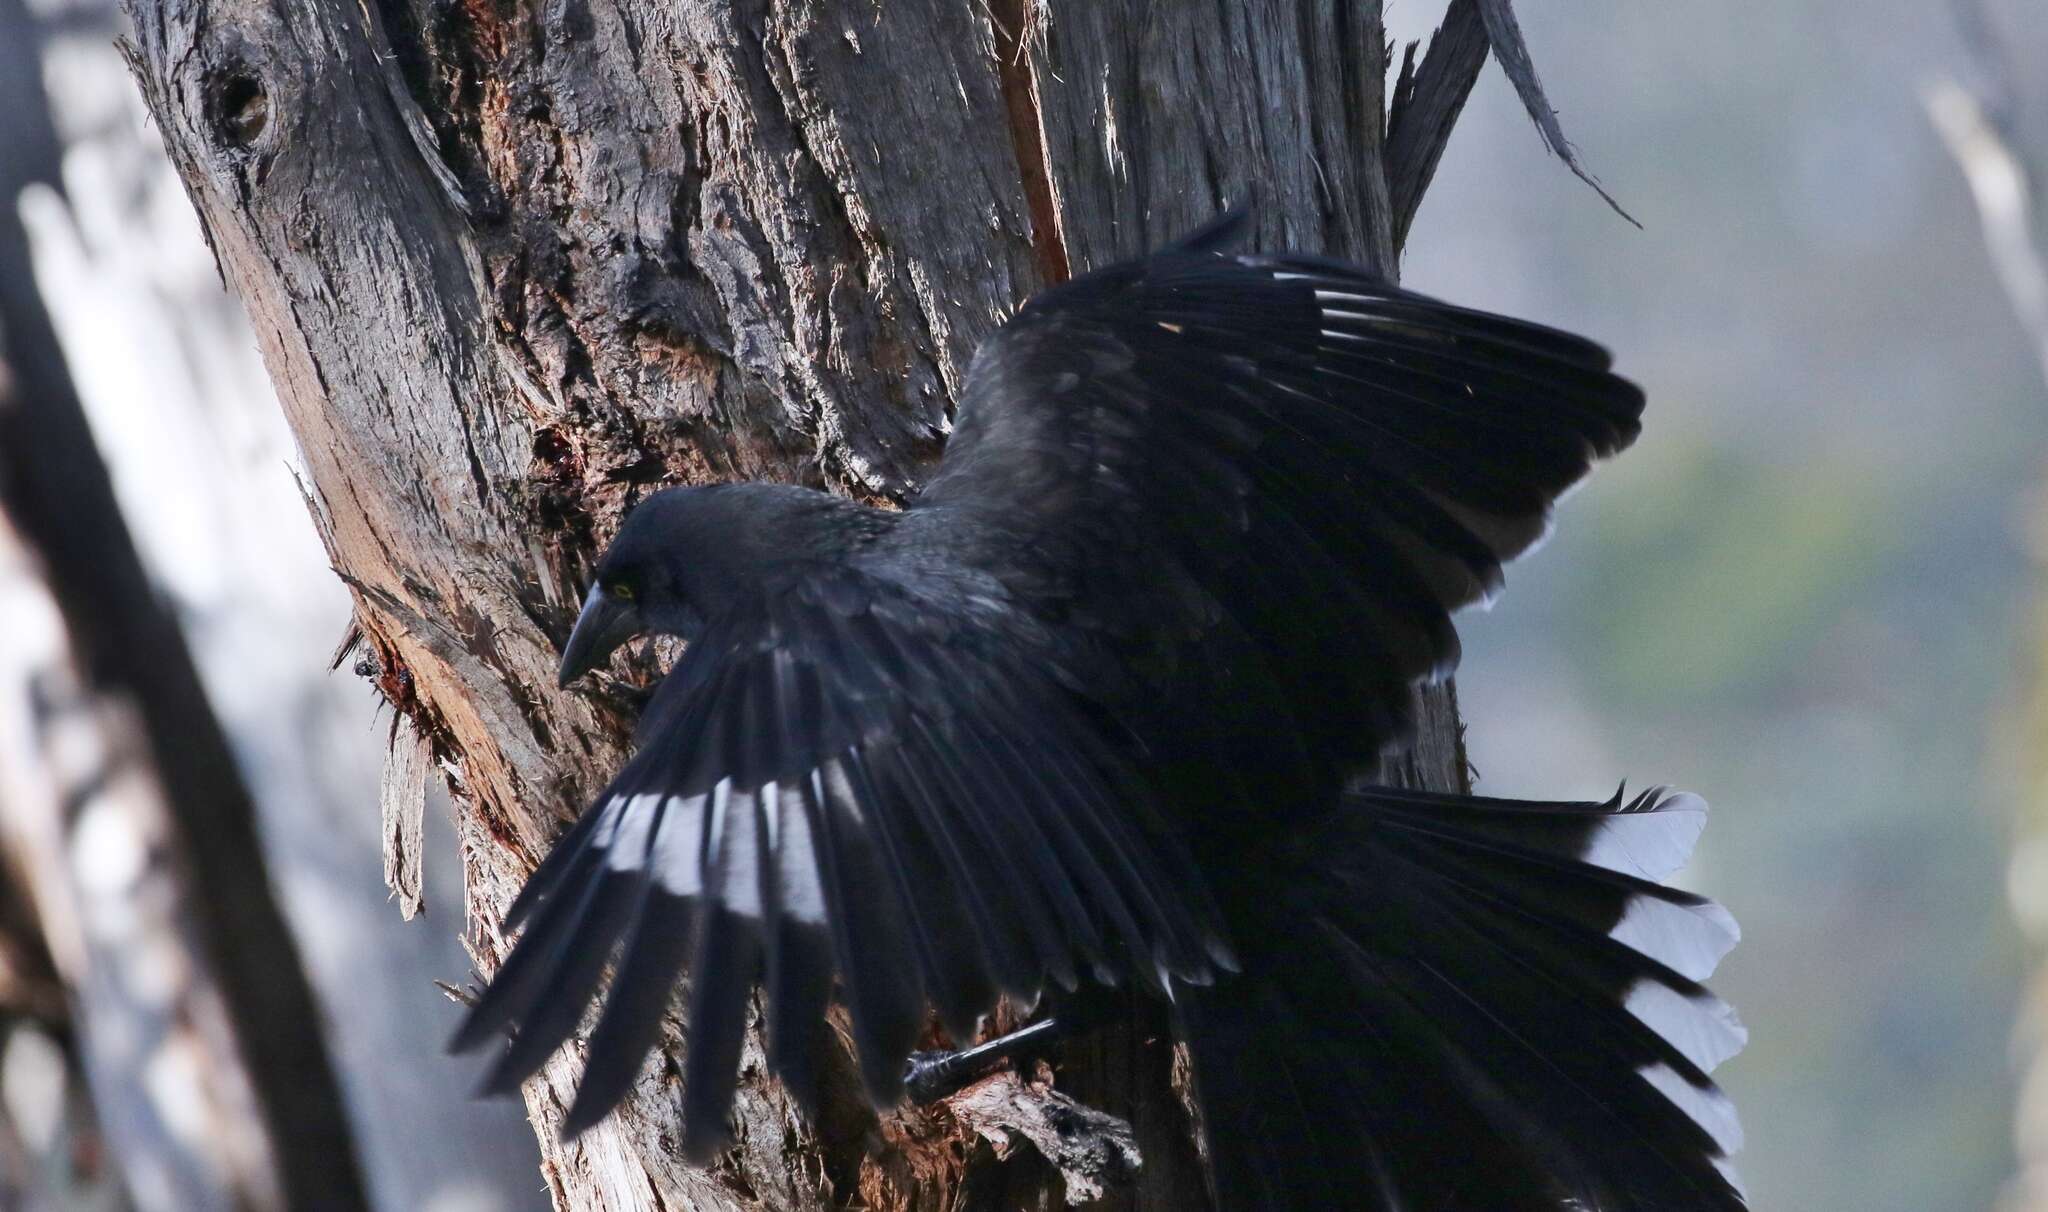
[558, 585, 642, 687]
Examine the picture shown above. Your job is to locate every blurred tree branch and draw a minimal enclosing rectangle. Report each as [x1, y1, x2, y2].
[1925, 80, 2048, 386]
[1924, 6, 2048, 1208]
[0, 0, 368, 1204]
[0, 823, 124, 1211]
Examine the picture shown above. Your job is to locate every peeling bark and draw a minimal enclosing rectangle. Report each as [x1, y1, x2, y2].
[120, 1, 1505, 1205]
[946, 1067, 1139, 1206]
[381, 714, 433, 921]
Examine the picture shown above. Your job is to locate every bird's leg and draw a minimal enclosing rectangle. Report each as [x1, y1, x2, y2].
[903, 986, 1120, 1104]
[903, 1017, 1070, 1103]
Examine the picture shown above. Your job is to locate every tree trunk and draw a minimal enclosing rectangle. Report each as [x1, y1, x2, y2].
[119, 1, 1488, 1205]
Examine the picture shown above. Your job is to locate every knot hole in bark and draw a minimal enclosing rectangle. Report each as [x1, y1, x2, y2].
[203, 62, 271, 153]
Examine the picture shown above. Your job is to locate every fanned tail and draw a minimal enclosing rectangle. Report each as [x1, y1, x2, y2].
[1180, 785, 1746, 1211]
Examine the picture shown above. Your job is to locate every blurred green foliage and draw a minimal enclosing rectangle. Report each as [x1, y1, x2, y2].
[1583, 444, 1904, 702]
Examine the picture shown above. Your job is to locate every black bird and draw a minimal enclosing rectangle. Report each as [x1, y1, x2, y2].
[451, 213, 1746, 1210]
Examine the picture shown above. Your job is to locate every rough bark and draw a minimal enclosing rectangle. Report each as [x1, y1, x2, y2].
[120, 1, 1494, 1206]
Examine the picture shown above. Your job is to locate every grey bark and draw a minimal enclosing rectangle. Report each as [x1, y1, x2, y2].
[1387, 0, 1488, 251]
[119, 1, 1501, 1206]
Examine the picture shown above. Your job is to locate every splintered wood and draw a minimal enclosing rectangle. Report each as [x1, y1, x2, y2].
[381, 714, 432, 920]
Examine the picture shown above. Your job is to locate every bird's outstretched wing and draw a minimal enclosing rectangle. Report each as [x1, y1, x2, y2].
[451, 566, 1228, 1154]
[454, 217, 1651, 1154]
[915, 214, 1644, 801]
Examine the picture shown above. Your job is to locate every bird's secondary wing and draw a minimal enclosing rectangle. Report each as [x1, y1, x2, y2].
[451, 567, 1228, 1154]
[917, 217, 1644, 798]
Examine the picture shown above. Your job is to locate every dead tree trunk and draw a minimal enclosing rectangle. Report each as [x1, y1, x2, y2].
[120, 0, 1531, 1205]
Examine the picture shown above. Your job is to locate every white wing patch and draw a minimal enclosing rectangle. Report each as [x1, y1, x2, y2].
[715, 785, 763, 919]
[705, 779, 732, 871]
[1639, 1060, 1746, 1155]
[593, 771, 835, 927]
[819, 758, 864, 825]
[1578, 790, 1710, 883]
[774, 782, 827, 925]
[1609, 893, 1740, 984]
[1622, 977, 1748, 1075]
[648, 793, 706, 897]
[602, 793, 663, 872]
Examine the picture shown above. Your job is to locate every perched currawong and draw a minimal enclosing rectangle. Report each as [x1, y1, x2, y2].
[451, 213, 1746, 1210]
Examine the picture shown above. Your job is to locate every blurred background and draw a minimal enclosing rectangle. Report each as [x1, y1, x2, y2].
[1, 0, 2044, 1209]
[1391, 2, 2048, 1211]
[0, 0, 547, 1209]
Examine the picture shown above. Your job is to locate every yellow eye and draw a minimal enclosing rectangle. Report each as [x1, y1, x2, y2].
[606, 580, 635, 601]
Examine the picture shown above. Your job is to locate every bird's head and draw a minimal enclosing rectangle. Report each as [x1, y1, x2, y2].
[556, 482, 885, 687]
